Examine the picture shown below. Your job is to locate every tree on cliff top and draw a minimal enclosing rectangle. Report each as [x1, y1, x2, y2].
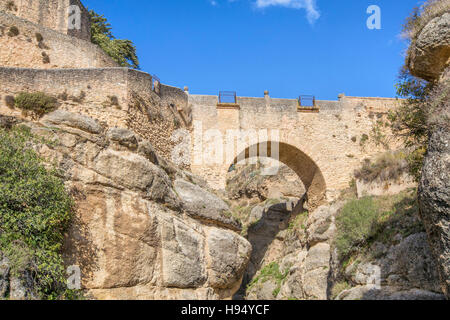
[89, 10, 140, 69]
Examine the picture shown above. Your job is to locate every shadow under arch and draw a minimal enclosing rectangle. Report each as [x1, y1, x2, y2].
[231, 141, 327, 207]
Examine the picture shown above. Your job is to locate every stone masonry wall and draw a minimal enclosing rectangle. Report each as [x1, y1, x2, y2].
[0, 67, 190, 160]
[0, 10, 116, 68]
[188, 93, 403, 202]
[0, 0, 91, 40]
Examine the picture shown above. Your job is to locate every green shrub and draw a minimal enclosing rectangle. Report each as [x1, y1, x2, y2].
[360, 134, 369, 147]
[70, 91, 86, 104]
[403, 0, 450, 42]
[14, 92, 57, 117]
[331, 281, 351, 300]
[41, 52, 50, 64]
[4, 95, 15, 108]
[35, 33, 43, 42]
[247, 261, 290, 298]
[0, 127, 78, 299]
[335, 197, 379, 258]
[354, 151, 408, 183]
[7, 26, 19, 37]
[6, 1, 17, 11]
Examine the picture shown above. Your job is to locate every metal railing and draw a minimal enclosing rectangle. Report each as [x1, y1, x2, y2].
[219, 91, 237, 104]
[298, 95, 316, 107]
[152, 75, 160, 91]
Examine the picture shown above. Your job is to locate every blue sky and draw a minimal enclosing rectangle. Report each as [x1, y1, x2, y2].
[83, 0, 421, 100]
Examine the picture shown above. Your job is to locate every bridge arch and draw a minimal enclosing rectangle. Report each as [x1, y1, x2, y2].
[230, 141, 326, 207]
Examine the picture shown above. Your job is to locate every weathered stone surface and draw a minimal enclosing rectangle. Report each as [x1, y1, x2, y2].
[0, 253, 10, 298]
[1, 111, 253, 300]
[42, 110, 103, 134]
[408, 13, 450, 81]
[161, 217, 207, 288]
[247, 279, 279, 300]
[336, 285, 445, 300]
[302, 243, 330, 300]
[9, 274, 36, 300]
[306, 202, 340, 246]
[206, 227, 252, 289]
[106, 127, 138, 150]
[174, 179, 241, 230]
[419, 124, 450, 298]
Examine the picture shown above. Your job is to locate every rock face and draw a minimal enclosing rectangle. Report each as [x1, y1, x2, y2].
[234, 189, 444, 300]
[336, 233, 444, 300]
[245, 201, 340, 300]
[408, 12, 450, 81]
[419, 122, 450, 297]
[3, 110, 252, 300]
[408, 8, 450, 299]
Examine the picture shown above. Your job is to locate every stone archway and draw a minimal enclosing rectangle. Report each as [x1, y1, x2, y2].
[231, 141, 327, 208]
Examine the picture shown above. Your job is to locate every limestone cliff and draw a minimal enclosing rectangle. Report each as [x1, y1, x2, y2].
[0, 111, 251, 300]
[407, 7, 450, 298]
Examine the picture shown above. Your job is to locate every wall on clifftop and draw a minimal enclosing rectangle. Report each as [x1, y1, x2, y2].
[0, 67, 191, 162]
[0, 10, 116, 68]
[0, 0, 91, 40]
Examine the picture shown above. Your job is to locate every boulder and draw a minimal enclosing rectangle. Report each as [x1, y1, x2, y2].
[408, 13, 450, 81]
[42, 110, 103, 134]
[174, 179, 241, 230]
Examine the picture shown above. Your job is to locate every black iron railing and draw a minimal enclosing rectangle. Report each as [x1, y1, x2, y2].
[298, 95, 316, 107]
[219, 91, 237, 104]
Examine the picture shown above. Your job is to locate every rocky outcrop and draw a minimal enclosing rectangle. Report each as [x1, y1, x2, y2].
[336, 233, 444, 300]
[408, 12, 450, 81]
[245, 201, 340, 300]
[408, 6, 450, 299]
[2, 110, 251, 300]
[418, 122, 450, 297]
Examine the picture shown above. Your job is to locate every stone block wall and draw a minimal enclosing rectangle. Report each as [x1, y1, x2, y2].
[0, 0, 91, 40]
[188, 93, 403, 201]
[0, 10, 116, 68]
[0, 67, 190, 160]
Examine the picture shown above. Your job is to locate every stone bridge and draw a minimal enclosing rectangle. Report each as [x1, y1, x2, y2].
[187, 92, 401, 205]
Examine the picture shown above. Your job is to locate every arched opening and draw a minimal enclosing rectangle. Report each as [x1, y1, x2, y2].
[227, 141, 327, 299]
[231, 141, 326, 208]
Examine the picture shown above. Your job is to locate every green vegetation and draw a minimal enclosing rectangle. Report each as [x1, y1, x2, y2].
[7, 26, 19, 37]
[402, 0, 450, 42]
[89, 10, 139, 69]
[370, 120, 389, 149]
[41, 51, 50, 64]
[35, 32, 43, 43]
[287, 211, 309, 233]
[354, 151, 408, 183]
[247, 262, 290, 298]
[4, 96, 15, 109]
[389, 67, 432, 182]
[6, 1, 17, 11]
[389, 0, 450, 182]
[14, 92, 57, 118]
[335, 190, 424, 260]
[0, 127, 79, 299]
[331, 281, 351, 300]
[360, 134, 369, 147]
[335, 197, 380, 258]
[102, 95, 120, 109]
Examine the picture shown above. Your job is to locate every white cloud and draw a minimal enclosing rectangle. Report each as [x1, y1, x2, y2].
[208, 0, 321, 25]
[255, 0, 320, 24]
